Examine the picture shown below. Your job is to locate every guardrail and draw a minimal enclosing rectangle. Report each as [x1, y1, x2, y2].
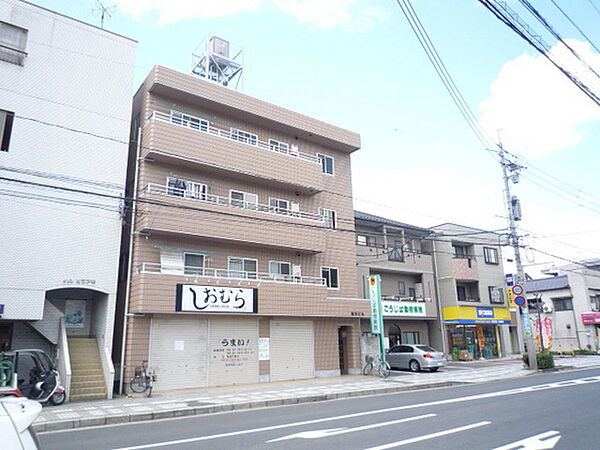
[138, 262, 326, 286]
[150, 111, 321, 165]
[143, 183, 324, 223]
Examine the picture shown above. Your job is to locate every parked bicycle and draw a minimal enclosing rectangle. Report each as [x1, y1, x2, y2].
[362, 355, 391, 378]
[129, 360, 156, 397]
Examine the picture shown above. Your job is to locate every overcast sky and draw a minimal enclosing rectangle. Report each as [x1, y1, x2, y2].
[35, 0, 600, 277]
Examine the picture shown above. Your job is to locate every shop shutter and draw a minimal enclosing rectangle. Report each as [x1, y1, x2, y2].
[149, 317, 208, 391]
[270, 320, 314, 382]
[208, 318, 259, 386]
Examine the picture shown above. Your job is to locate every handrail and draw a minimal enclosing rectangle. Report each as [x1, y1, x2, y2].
[150, 110, 321, 164]
[138, 262, 326, 286]
[144, 183, 325, 223]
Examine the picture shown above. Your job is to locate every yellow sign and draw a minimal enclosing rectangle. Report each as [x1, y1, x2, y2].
[506, 288, 516, 309]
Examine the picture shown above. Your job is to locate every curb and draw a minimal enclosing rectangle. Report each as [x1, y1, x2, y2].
[34, 381, 465, 433]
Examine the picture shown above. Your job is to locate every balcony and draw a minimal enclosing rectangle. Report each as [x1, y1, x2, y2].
[135, 195, 326, 253]
[143, 183, 323, 223]
[138, 263, 325, 285]
[452, 256, 479, 281]
[356, 246, 433, 274]
[142, 111, 325, 194]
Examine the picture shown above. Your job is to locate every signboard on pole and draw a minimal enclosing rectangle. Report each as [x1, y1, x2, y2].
[368, 275, 383, 334]
[505, 273, 514, 287]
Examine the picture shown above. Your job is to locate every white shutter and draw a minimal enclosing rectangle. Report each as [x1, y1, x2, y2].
[270, 320, 314, 381]
[149, 317, 208, 391]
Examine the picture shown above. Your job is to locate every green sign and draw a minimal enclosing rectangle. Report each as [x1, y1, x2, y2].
[382, 301, 426, 317]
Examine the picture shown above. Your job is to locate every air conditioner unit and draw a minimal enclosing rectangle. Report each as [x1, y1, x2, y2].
[542, 302, 553, 313]
[290, 144, 299, 156]
[414, 283, 424, 299]
[208, 36, 230, 58]
[292, 264, 302, 277]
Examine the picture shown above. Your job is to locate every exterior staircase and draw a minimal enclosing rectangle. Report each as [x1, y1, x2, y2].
[67, 337, 107, 402]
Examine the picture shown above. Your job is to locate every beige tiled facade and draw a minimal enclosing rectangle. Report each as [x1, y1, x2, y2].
[119, 65, 366, 388]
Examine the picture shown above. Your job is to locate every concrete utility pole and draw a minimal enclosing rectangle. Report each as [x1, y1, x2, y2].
[499, 144, 538, 370]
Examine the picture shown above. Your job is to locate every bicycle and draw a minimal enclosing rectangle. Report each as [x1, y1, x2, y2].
[362, 355, 391, 378]
[129, 360, 157, 397]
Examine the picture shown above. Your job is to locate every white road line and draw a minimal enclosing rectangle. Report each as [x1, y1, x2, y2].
[266, 413, 436, 442]
[364, 421, 492, 449]
[113, 375, 600, 450]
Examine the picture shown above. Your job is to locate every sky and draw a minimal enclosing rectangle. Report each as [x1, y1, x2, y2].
[31, 0, 600, 277]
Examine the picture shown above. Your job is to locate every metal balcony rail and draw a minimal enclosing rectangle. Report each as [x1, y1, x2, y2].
[150, 111, 321, 165]
[138, 262, 326, 285]
[143, 183, 325, 223]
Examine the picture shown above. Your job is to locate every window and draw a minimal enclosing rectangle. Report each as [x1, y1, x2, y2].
[170, 111, 208, 131]
[553, 297, 573, 311]
[228, 257, 257, 279]
[452, 245, 467, 258]
[269, 261, 291, 279]
[320, 208, 337, 229]
[591, 294, 600, 312]
[184, 253, 205, 276]
[408, 287, 416, 299]
[489, 286, 504, 304]
[0, 22, 28, 66]
[230, 128, 257, 145]
[388, 240, 404, 261]
[317, 153, 334, 175]
[269, 197, 289, 214]
[230, 190, 258, 209]
[268, 139, 289, 154]
[166, 177, 207, 200]
[456, 286, 467, 301]
[0, 109, 14, 152]
[321, 267, 340, 289]
[398, 281, 406, 296]
[402, 332, 420, 345]
[484, 247, 499, 265]
[357, 234, 376, 246]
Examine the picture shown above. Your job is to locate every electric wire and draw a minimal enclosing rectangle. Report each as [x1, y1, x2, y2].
[550, 0, 600, 54]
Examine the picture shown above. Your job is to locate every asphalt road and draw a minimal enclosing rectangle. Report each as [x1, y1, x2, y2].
[39, 367, 600, 450]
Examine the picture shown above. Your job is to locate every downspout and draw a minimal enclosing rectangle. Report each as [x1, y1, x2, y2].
[119, 125, 142, 395]
[431, 235, 448, 355]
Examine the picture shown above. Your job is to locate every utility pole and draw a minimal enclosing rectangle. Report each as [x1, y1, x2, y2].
[499, 143, 538, 370]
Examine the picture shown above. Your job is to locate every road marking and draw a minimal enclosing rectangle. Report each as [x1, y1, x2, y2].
[266, 413, 436, 442]
[365, 421, 492, 449]
[493, 431, 561, 450]
[113, 375, 600, 450]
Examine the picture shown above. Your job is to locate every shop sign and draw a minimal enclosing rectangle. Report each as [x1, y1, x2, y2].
[522, 306, 532, 336]
[382, 301, 426, 317]
[176, 284, 257, 313]
[258, 338, 270, 361]
[505, 273, 514, 287]
[476, 307, 494, 319]
[368, 275, 383, 334]
[506, 288, 517, 309]
[212, 337, 256, 368]
[582, 312, 600, 325]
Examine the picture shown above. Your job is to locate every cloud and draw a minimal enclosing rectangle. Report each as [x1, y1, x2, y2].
[479, 39, 600, 158]
[113, 0, 388, 28]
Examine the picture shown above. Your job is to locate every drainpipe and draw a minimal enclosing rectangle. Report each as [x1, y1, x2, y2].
[119, 126, 142, 395]
[431, 236, 448, 355]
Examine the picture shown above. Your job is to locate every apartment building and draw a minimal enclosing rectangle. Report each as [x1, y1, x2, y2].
[0, 0, 136, 400]
[117, 62, 366, 391]
[524, 259, 600, 352]
[355, 212, 444, 352]
[431, 223, 514, 360]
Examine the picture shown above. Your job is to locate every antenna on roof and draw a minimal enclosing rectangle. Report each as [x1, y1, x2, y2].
[93, 0, 116, 29]
[191, 36, 244, 90]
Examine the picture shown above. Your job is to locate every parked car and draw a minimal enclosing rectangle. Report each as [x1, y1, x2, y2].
[386, 344, 447, 372]
[0, 397, 41, 449]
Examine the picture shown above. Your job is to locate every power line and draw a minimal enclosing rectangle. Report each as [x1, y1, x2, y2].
[587, 0, 600, 18]
[550, 0, 600, 54]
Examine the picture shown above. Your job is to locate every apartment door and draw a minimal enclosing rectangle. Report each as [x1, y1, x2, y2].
[0, 323, 12, 351]
[338, 327, 349, 375]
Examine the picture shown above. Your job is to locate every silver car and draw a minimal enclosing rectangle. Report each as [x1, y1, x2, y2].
[386, 344, 447, 372]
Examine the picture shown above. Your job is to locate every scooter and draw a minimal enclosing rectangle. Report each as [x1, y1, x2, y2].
[0, 349, 66, 406]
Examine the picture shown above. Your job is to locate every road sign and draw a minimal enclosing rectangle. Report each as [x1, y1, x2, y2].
[512, 284, 524, 296]
[514, 296, 526, 307]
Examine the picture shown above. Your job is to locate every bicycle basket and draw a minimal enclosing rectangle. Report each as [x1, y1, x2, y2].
[134, 366, 144, 378]
[365, 355, 374, 364]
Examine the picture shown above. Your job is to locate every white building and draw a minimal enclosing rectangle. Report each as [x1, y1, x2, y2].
[524, 259, 600, 353]
[0, 0, 136, 400]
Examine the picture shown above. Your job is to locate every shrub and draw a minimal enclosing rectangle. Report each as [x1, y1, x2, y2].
[574, 349, 597, 355]
[522, 352, 555, 369]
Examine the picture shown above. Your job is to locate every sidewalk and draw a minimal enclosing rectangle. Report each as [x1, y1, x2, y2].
[33, 355, 600, 433]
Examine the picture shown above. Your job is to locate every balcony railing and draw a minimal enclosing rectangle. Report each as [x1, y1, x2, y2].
[150, 111, 321, 165]
[138, 262, 326, 286]
[143, 183, 324, 223]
